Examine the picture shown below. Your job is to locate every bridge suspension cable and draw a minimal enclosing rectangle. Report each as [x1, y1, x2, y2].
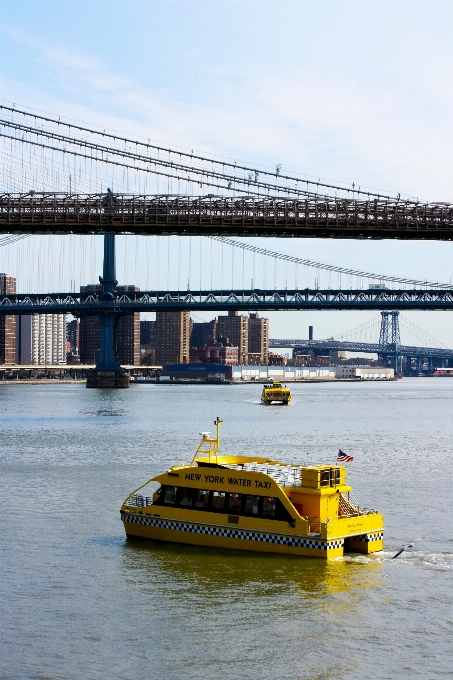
[316, 313, 446, 348]
[399, 316, 447, 348]
[0, 234, 29, 247]
[3, 231, 451, 292]
[0, 105, 400, 201]
[332, 316, 381, 343]
[208, 236, 453, 289]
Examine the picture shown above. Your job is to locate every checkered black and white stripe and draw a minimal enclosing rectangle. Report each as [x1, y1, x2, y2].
[353, 532, 384, 543]
[120, 512, 344, 551]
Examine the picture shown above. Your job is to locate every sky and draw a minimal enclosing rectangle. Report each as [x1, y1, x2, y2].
[0, 0, 453, 347]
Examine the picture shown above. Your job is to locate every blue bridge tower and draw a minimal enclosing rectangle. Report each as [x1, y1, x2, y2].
[378, 311, 402, 375]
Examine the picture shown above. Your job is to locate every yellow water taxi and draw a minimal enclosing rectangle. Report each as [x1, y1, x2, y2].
[261, 381, 291, 405]
[120, 419, 384, 559]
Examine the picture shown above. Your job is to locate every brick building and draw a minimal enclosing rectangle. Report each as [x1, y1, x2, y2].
[191, 345, 238, 365]
[67, 319, 80, 354]
[155, 311, 191, 365]
[216, 311, 249, 364]
[140, 320, 156, 349]
[0, 273, 17, 365]
[248, 313, 269, 364]
[191, 320, 217, 349]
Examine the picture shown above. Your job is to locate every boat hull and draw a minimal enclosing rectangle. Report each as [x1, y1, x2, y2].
[261, 398, 290, 405]
[121, 511, 382, 559]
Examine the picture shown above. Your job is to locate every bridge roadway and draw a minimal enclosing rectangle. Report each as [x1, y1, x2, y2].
[1, 288, 453, 314]
[2, 193, 453, 239]
[268, 339, 453, 360]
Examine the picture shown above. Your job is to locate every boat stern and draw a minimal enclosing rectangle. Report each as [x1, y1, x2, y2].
[324, 513, 384, 555]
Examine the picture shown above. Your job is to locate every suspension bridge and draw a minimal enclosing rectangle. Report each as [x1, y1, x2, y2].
[270, 337, 453, 362]
[1, 105, 452, 385]
[270, 312, 453, 375]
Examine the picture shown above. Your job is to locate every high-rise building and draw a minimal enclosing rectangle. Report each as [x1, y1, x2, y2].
[79, 285, 141, 365]
[0, 273, 17, 365]
[191, 320, 217, 348]
[155, 311, 191, 365]
[140, 320, 156, 349]
[67, 319, 80, 354]
[79, 315, 101, 364]
[248, 313, 269, 365]
[19, 314, 67, 364]
[217, 311, 248, 364]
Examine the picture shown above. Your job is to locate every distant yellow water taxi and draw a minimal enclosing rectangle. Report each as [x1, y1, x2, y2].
[261, 381, 291, 405]
[120, 419, 384, 559]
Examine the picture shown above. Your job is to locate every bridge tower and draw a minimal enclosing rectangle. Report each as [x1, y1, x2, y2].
[86, 189, 130, 387]
[86, 231, 130, 388]
[378, 311, 402, 375]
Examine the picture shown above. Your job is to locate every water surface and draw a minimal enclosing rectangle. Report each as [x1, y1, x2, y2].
[1, 380, 452, 679]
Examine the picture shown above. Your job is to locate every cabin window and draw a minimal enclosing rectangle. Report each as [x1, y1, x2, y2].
[156, 486, 293, 521]
[320, 468, 341, 487]
[320, 470, 330, 487]
[228, 493, 242, 514]
[180, 488, 194, 507]
[262, 497, 277, 517]
[194, 489, 209, 509]
[244, 495, 260, 516]
[164, 486, 177, 505]
[211, 491, 226, 511]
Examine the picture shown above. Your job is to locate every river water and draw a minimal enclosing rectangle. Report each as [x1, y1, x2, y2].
[1, 379, 452, 679]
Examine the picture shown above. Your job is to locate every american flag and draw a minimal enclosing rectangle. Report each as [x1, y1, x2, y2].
[338, 449, 354, 462]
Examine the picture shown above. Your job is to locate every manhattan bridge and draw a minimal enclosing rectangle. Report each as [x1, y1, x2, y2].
[0, 105, 452, 385]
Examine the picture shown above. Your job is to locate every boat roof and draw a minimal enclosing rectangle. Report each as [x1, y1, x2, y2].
[191, 455, 346, 487]
[225, 461, 303, 487]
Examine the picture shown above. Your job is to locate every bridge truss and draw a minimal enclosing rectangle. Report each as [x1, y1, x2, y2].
[268, 338, 453, 361]
[1, 193, 453, 239]
[1, 287, 453, 315]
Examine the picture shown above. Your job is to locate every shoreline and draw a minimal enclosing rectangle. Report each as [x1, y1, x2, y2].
[0, 377, 398, 386]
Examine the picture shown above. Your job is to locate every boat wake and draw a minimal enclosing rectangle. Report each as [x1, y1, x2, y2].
[343, 550, 453, 570]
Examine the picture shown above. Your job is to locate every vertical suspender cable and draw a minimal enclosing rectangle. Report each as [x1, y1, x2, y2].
[199, 236, 202, 291]
[156, 235, 160, 290]
[167, 236, 170, 290]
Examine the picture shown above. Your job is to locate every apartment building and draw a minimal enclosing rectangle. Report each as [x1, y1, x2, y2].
[0, 273, 17, 365]
[217, 311, 249, 364]
[19, 314, 67, 364]
[155, 311, 191, 365]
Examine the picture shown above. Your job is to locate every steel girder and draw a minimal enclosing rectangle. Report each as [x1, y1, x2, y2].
[2, 194, 453, 238]
[1, 288, 453, 315]
[269, 339, 453, 360]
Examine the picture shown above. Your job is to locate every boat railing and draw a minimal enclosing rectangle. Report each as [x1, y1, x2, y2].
[280, 478, 302, 488]
[339, 492, 378, 517]
[226, 463, 303, 487]
[307, 517, 322, 534]
[125, 493, 153, 508]
[339, 491, 360, 516]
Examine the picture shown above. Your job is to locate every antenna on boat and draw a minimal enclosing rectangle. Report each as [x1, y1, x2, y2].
[215, 417, 223, 449]
[191, 417, 224, 466]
